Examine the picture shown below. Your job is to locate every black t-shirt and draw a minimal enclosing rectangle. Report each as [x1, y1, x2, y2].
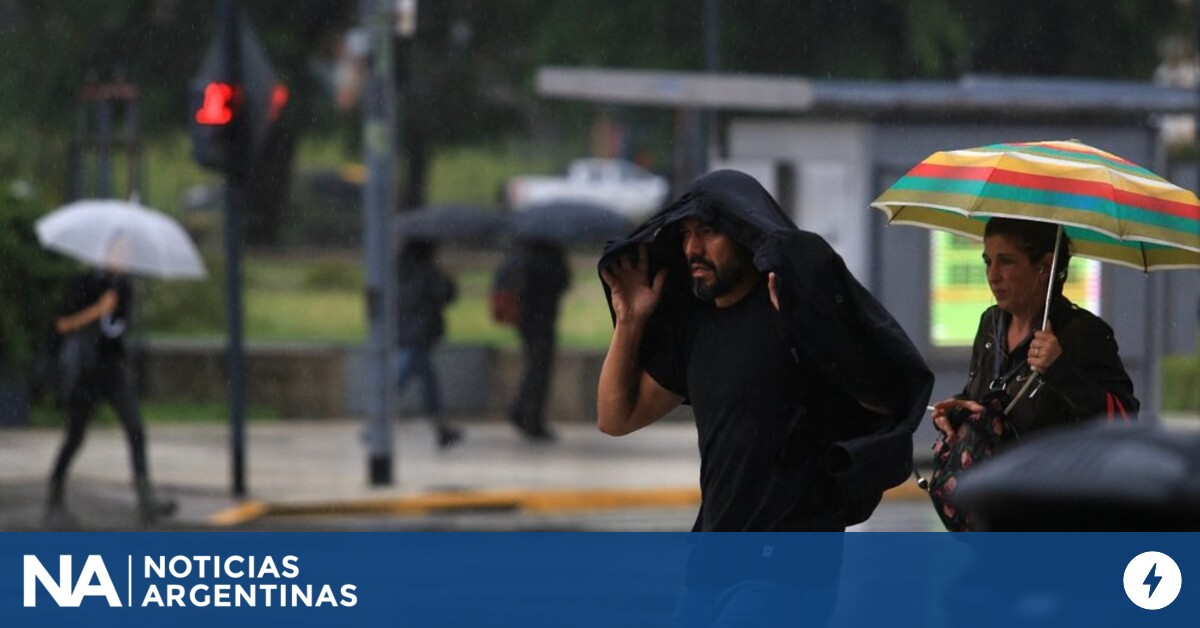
[644, 282, 843, 531]
[59, 271, 131, 363]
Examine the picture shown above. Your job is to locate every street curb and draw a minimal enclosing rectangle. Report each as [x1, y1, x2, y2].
[207, 481, 929, 527]
[207, 487, 701, 526]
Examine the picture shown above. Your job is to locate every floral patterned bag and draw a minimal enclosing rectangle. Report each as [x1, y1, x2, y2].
[925, 391, 1016, 531]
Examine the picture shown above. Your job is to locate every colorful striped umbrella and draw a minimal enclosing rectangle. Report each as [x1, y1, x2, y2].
[870, 139, 1200, 271]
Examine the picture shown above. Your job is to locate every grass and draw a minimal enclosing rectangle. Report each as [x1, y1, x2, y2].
[1164, 353, 1200, 412]
[29, 400, 281, 428]
[144, 250, 618, 350]
[136, 133, 615, 347]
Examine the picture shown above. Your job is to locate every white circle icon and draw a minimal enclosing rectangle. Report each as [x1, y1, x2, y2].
[1123, 551, 1182, 610]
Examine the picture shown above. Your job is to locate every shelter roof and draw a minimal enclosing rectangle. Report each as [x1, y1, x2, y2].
[537, 67, 1196, 120]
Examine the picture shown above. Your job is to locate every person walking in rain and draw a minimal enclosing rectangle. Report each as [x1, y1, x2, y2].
[46, 264, 176, 527]
[597, 170, 932, 624]
[395, 239, 462, 448]
[493, 239, 570, 442]
[927, 217, 1138, 530]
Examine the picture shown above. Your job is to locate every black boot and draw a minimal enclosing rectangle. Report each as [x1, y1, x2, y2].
[437, 425, 463, 449]
[136, 479, 177, 526]
[44, 478, 78, 529]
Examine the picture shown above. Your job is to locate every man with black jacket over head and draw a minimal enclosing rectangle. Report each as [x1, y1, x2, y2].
[597, 170, 933, 625]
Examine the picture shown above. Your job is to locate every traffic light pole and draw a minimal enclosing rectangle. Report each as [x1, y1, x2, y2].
[362, 0, 401, 485]
[192, 0, 286, 497]
[219, 0, 248, 497]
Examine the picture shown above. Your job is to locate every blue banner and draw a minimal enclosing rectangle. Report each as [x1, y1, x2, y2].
[1, 532, 1195, 627]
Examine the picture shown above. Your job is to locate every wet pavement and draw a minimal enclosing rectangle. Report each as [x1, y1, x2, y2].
[0, 417, 944, 532]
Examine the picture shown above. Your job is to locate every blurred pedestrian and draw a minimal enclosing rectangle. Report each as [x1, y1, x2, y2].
[45, 266, 176, 527]
[395, 239, 462, 448]
[493, 239, 570, 442]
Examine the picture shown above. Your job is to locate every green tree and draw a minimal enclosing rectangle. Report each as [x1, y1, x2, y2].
[0, 186, 77, 375]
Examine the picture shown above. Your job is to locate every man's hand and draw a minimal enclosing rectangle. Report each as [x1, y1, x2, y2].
[600, 245, 666, 324]
[767, 272, 780, 311]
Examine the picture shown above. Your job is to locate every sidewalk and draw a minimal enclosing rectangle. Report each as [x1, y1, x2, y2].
[0, 416, 936, 532]
[0, 418, 695, 531]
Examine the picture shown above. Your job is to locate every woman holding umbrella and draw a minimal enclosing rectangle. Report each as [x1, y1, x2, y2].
[36, 198, 206, 528]
[46, 239, 177, 527]
[929, 218, 1139, 530]
[872, 138, 1199, 530]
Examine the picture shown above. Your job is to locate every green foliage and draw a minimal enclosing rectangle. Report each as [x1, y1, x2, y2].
[0, 1, 357, 139]
[426, 142, 574, 206]
[0, 186, 77, 373]
[138, 258, 226, 334]
[1163, 353, 1200, 412]
[0, 1, 1188, 220]
[955, 0, 1178, 78]
[302, 258, 362, 291]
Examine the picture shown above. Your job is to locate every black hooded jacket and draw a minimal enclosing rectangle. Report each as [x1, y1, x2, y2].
[598, 170, 934, 527]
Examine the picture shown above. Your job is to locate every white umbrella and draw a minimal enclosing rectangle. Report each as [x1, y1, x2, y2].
[35, 198, 207, 279]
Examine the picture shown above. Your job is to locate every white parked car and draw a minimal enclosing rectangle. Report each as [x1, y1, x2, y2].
[506, 158, 670, 220]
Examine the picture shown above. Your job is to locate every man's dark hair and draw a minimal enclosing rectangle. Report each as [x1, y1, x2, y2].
[984, 217, 1072, 296]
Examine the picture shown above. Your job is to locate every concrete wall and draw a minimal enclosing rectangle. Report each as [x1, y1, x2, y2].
[722, 119, 873, 278]
[140, 340, 350, 418]
[138, 340, 646, 425]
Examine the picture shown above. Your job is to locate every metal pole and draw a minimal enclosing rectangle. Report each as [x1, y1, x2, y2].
[362, 0, 399, 485]
[1195, 0, 1200, 175]
[127, 91, 143, 198]
[68, 103, 85, 201]
[219, 0, 248, 497]
[700, 0, 720, 172]
[97, 96, 113, 198]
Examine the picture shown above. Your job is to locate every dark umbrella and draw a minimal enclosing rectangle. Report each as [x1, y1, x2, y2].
[510, 201, 632, 244]
[393, 204, 507, 245]
[952, 422, 1200, 531]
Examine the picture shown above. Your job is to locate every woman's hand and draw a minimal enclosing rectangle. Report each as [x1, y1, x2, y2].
[931, 398, 985, 442]
[1028, 320, 1061, 372]
[54, 289, 118, 334]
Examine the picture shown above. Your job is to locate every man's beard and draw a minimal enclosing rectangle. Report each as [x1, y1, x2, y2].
[690, 257, 750, 302]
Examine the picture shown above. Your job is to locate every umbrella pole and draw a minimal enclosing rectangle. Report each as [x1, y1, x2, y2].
[1004, 225, 1064, 414]
[1039, 225, 1063, 331]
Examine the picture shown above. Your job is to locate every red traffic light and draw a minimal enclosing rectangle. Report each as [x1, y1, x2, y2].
[195, 82, 239, 125]
[268, 83, 288, 123]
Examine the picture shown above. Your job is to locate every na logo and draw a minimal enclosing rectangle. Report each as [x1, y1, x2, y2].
[23, 555, 122, 608]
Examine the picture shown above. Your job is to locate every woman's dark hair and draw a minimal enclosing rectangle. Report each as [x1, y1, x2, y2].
[984, 217, 1072, 296]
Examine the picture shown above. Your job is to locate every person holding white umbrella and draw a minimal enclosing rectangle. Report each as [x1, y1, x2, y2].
[37, 197, 205, 528]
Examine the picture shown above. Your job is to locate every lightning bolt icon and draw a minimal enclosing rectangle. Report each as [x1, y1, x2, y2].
[1144, 563, 1162, 598]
